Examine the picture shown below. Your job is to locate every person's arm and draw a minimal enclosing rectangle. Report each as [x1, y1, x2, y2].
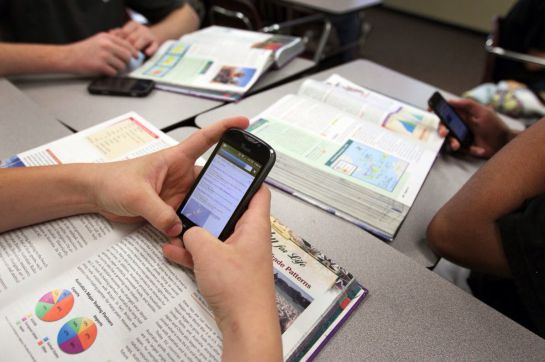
[437, 98, 520, 158]
[0, 33, 138, 77]
[149, 3, 199, 44]
[113, 3, 199, 56]
[427, 116, 545, 277]
[0, 116, 248, 234]
[164, 187, 283, 362]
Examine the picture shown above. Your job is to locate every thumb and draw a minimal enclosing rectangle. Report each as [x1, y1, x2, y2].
[469, 145, 487, 158]
[183, 226, 222, 261]
[135, 186, 182, 237]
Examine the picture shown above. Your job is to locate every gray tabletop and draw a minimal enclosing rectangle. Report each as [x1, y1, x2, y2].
[166, 125, 200, 142]
[169, 115, 545, 360]
[271, 187, 545, 360]
[195, 59, 480, 267]
[11, 57, 314, 132]
[253, 57, 315, 93]
[0, 79, 71, 160]
[276, 0, 382, 15]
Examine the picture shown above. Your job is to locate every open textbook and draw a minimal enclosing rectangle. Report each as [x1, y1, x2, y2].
[248, 74, 444, 240]
[0, 112, 367, 361]
[130, 26, 304, 101]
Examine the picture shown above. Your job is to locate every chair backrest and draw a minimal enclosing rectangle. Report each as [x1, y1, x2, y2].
[489, 16, 531, 83]
[208, 0, 262, 30]
[482, 11, 545, 85]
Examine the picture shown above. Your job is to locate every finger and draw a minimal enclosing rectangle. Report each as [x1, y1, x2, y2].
[227, 186, 271, 246]
[449, 137, 461, 151]
[178, 117, 250, 161]
[235, 186, 271, 229]
[447, 98, 481, 114]
[107, 55, 127, 72]
[133, 186, 183, 237]
[438, 124, 449, 137]
[99, 64, 118, 77]
[163, 242, 194, 268]
[183, 226, 222, 260]
[133, 36, 153, 52]
[145, 41, 159, 56]
[109, 35, 138, 57]
[469, 145, 487, 158]
[122, 20, 139, 34]
[109, 42, 133, 64]
[109, 28, 123, 37]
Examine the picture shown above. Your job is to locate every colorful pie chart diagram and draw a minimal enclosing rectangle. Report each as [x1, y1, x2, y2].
[57, 317, 97, 354]
[35, 289, 74, 322]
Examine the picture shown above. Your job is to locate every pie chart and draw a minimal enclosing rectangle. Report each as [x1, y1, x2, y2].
[57, 317, 97, 354]
[35, 289, 74, 322]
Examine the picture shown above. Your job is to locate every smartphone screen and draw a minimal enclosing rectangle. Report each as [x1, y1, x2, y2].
[429, 92, 473, 147]
[179, 141, 263, 237]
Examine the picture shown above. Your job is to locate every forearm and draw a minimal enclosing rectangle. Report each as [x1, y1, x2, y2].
[0, 164, 98, 232]
[220, 299, 282, 362]
[0, 43, 72, 76]
[149, 4, 200, 44]
[428, 118, 545, 275]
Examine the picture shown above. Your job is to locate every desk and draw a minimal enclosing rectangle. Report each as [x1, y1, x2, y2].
[195, 59, 482, 267]
[166, 125, 199, 143]
[12, 57, 314, 132]
[0, 79, 71, 160]
[271, 187, 545, 360]
[166, 120, 545, 359]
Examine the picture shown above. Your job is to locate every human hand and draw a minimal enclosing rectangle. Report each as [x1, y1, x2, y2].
[438, 98, 516, 158]
[62, 33, 138, 76]
[90, 116, 249, 237]
[111, 20, 160, 56]
[163, 187, 282, 360]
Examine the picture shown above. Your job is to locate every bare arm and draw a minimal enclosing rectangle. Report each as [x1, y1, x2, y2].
[115, 3, 200, 56]
[0, 164, 97, 232]
[149, 3, 200, 43]
[0, 116, 248, 235]
[0, 33, 137, 77]
[428, 117, 545, 276]
[0, 43, 71, 76]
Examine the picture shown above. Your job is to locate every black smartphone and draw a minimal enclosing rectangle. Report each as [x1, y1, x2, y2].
[176, 128, 276, 241]
[88, 77, 154, 97]
[428, 91, 474, 148]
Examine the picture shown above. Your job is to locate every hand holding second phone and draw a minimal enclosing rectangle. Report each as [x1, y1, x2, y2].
[439, 98, 518, 158]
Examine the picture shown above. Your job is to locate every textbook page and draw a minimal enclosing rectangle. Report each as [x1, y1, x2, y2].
[131, 27, 273, 95]
[2, 112, 177, 167]
[0, 226, 223, 361]
[298, 75, 443, 152]
[0, 219, 365, 361]
[248, 93, 438, 238]
[270, 217, 354, 359]
[250, 94, 437, 205]
[0, 113, 177, 305]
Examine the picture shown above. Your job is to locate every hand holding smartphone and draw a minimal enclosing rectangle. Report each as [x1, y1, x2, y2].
[428, 91, 474, 148]
[177, 128, 275, 240]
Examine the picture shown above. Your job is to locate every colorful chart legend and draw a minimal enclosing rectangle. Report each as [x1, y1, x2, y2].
[35, 289, 74, 322]
[57, 317, 97, 354]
